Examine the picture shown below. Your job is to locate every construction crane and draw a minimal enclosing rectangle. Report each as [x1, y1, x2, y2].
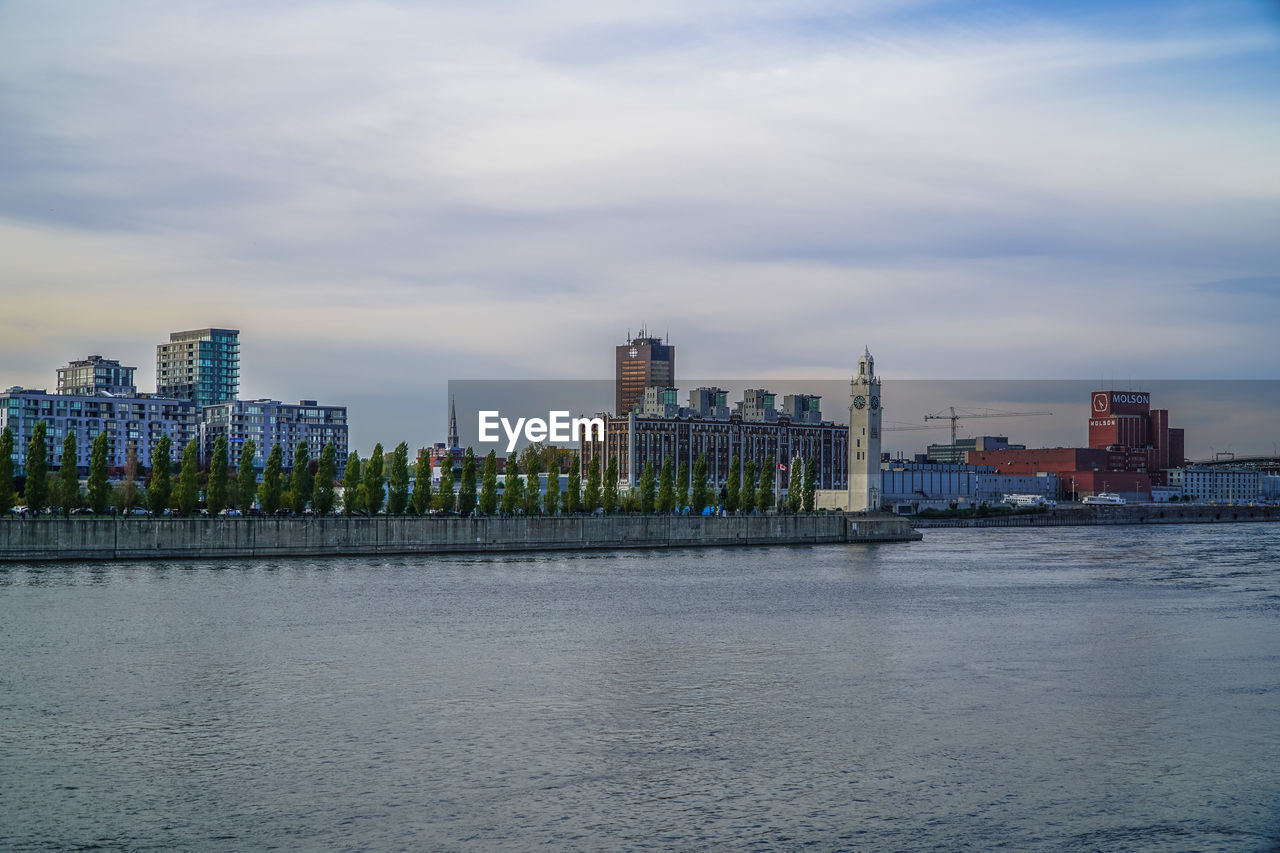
[924, 406, 1054, 445]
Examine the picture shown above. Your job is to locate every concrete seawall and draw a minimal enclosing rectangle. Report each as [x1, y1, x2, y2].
[912, 504, 1280, 529]
[0, 514, 920, 562]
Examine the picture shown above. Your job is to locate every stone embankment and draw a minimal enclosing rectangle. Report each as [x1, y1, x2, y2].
[912, 504, 1279, 528]
[0, 513, 920, 562]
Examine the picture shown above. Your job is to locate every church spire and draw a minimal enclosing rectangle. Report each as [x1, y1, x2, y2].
[447, 396, 459, 449]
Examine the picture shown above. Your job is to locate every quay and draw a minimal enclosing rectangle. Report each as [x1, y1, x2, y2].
[911, 504, 1279, 528]
[0, 513, 920, 562]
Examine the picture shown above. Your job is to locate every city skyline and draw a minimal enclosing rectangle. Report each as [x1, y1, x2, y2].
[2, 1, 1278, 452]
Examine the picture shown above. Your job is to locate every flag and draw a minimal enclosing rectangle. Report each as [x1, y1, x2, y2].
[778, 463, 787, 471]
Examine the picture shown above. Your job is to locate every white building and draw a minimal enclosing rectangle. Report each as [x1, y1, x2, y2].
[1176, 466, 1262, 504]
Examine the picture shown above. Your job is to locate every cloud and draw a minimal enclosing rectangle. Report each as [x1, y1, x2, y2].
[0, 0, 1277, 451]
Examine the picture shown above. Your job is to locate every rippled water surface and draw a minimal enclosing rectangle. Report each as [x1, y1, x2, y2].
[3, 525, 1279, 851]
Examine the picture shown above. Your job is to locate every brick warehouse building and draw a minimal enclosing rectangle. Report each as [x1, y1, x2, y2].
[967, 389, 1187, 501]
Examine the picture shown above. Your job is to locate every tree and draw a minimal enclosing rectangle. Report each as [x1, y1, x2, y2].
[583, 454, 602, 513]
[657, 458, 675, 513]
[177, 437, 199, 514]
[786, 458, 802, 513]
[260, 444, 284, 515]
[676, 461, 689, 512]
[435, 454, 454, 512]
[479, 450, 499, 515]
[458, 448, 478, 516]
[757, 455, 774, 513]
[342, 452, 362, 514]
[364, 442, 385, 514]
[412, 451, 433, 515]
[147, 433, 171, 516]
[207, 435, 229, 516]
[25, 421, 49, 514]
[565, 461, 581, 514]
[237, 439, 257, 511]
[501, 457, 521, 515]
[313, 441, 337, 514]
[639, 461, 656, 513]
[691, 454, 710, 515]
[0, 426, 16, 515]
[602, 456, 619, 514]
[741, 459, 757, 515]
[803, 457, 817, 513]
[523, 453, 541, 515]
[57, 430, 80, 514]
[544, 465, 560, 515]
[725, 455, 740, 514]
[117, 443, 141, 513]
[290, 440, 313, 515]
[387, 442, 410, 515]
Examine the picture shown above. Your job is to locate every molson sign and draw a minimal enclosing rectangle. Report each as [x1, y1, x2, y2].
[1091, 391, 1151, 416]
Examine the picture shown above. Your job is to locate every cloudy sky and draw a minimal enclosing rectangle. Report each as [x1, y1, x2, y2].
[1, 0, 1277, 452]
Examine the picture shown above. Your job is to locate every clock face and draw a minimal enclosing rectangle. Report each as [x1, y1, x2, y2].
[628, 347, 638, 358]
[853, 395, 866, 410]
[870, 395, 880, 410]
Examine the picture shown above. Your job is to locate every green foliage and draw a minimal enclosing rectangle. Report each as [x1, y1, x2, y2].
[412, 451, 433, 515]
[342, 452, 361, 515]
[741, 459, 757, 514]
[57, 430, 80, 513]
[147, 433, 171, 516]
[786, 458, 802, 513]
[757, 455, 774, 513]
[691, 454, 710, 515]
[435, 454, 455, 512]
[544, 467, 560, 515]
[656, 458, 675, 513]
[602, 456, 619, 514]
[565, 461, 581, 514]
[364, 443, 385, 514]
[237, 439, 257, 511]
[260, 444, 284, 515]
[387, 442, 410, 515]
[25, 421, 49, 514]
[0, 426, 16, 514]
[501, 458, 521, 515]
[583, 455, 602, 513]
[117, 444, 141, 513]
[177, 438, 200, 514]
[725, 456, 740, 514]
[458, 448, 478, 516]
[639, 461, 656, 513]
[803, 457, 817, 513]
[207, 435, 229, 516]
[479, 450, 499, 515]
[676, 461, 689, 511]
[313, 441, 337, 514]
[290, 441, 312, 515]
[522, 453, 541, 515]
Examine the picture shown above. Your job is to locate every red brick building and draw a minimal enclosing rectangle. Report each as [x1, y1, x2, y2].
[966, 389, 1186, 501]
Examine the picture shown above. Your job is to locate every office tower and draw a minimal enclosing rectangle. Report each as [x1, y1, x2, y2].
[615, 327, 674, 415]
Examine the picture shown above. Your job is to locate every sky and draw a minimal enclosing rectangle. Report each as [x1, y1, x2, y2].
[1, 0, 1278, 454]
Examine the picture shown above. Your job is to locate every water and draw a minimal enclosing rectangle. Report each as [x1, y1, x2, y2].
[2, 525, 1279, 851]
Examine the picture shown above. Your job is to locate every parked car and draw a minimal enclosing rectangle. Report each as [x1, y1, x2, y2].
[219, 509, 243, 517]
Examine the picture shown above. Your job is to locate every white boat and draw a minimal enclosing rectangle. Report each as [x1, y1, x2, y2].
[1083, 492, 1126, 506]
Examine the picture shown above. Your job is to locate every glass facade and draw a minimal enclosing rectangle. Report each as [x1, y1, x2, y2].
[156, 328, 240, 408]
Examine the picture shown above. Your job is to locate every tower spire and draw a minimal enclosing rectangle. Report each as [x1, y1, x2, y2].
[448, 396, 459, 449]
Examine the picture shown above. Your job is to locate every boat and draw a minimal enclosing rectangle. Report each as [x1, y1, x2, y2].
[1083, 492, 1126, 506]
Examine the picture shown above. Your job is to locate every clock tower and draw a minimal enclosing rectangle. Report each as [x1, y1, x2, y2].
[848, 346, 882, 512]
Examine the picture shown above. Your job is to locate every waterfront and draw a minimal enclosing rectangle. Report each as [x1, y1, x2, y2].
[2, 526, 1278, 851]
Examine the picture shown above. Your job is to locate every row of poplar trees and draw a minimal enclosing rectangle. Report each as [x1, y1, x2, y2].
[2, 421, 822, 518]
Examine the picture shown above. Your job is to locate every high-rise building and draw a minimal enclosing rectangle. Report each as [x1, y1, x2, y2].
[156, 328, 240, 408]
[615, 328, 674, 415]
[56, 355, 137, 396]
[201, 398, 348, 475]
